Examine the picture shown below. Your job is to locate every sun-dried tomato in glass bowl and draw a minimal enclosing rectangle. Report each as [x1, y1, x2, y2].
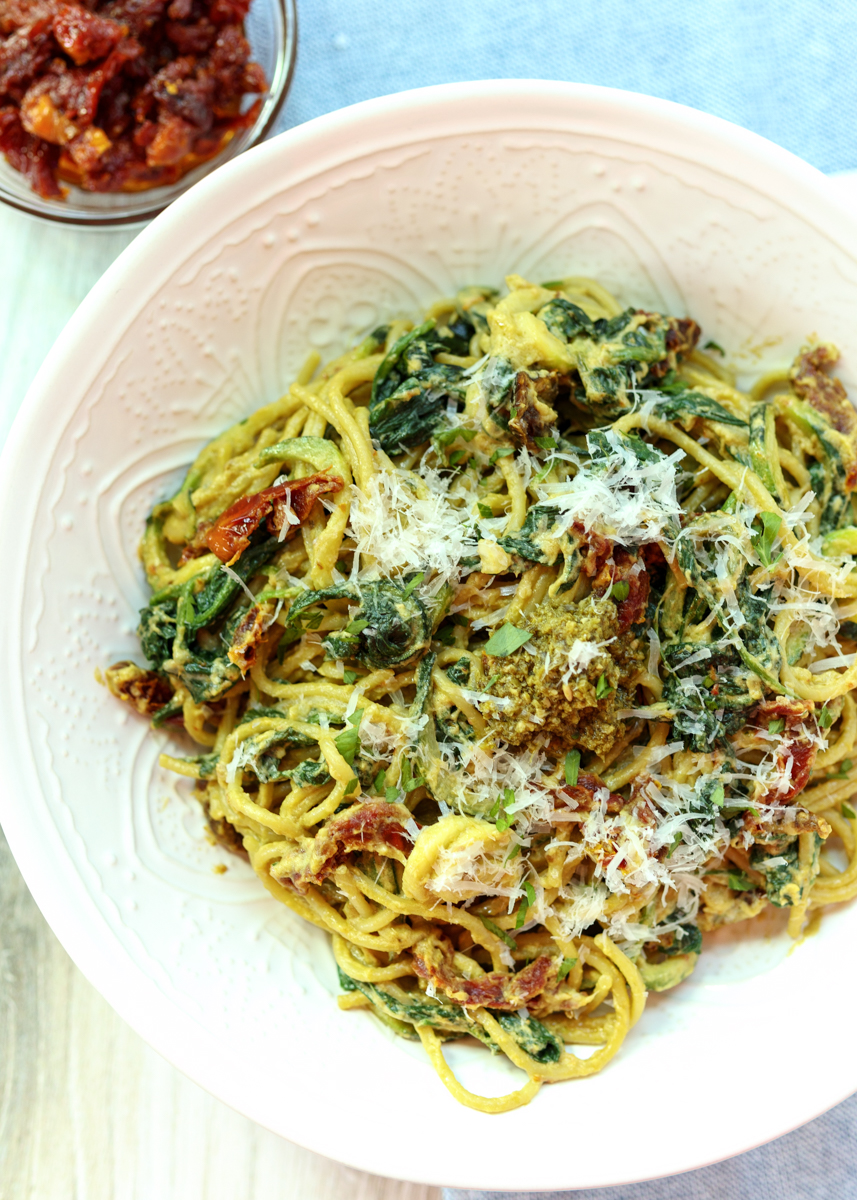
[0, 0, 295, 222]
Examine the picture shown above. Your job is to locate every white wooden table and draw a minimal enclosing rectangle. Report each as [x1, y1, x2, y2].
[3, 172, 857, 1200]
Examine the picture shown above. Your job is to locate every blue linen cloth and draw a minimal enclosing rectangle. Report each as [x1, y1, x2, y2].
[281, 0, 857, 175]
[279, 3, 857, 1194]
[442, 1092, 857, 1200]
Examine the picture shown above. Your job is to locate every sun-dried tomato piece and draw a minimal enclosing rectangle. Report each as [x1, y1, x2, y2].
[557, 770, 626, 815]
[271, 801, 415, 891]
[150, 60, 216, 129]
[20, 36, 141, 145]
[0, 104, 62, 195]
[591, 545, 650, 631]
[750, 698, 819, 805]
[208, 0, 252, 23]
[99, 0, 168, 39]
[165, 17, 215, 53]
[412, 937, 556, 1010]
[0, 22, 54, 102]
[146, 111, 194, 164]
[52, 3, 125, 65]
[205, 473, 345, 566]
[208, 23, 253, 98]
[102, 660, 174, 715]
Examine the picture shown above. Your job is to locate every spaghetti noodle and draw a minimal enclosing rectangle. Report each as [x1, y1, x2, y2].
[103, 274, 857, 1111]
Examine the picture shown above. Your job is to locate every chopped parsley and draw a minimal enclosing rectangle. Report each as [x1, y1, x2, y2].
[564, 749, 581, 786]
[401, 572, 425, 599]
[516, 881, 536, 929]
[334, 710, 363, 766]
[480, 916, 517, 951]
[484, 623, 532, 656]
[751, 511, 782, 568]
[490, 786, 516, 831]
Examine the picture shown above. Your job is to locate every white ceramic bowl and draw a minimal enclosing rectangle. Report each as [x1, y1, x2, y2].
[2, 81, 857, 1191]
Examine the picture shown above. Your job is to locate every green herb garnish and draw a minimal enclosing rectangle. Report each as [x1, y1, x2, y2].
[516, 882, 536, 929]
[492, 786, 516, 832]
[667, 831, 683, 857]
[334, 709, 363, 766]
[595, 673, 612, 699]
[480, 916, 517, 951]
[830, 758, 854, 781]
[435, 427, 477, 449]
[401, 572, 425, 599]
[751, 512, 783, 568]
[564, 749, 581, 786]
[400, 757, 425, 794]
[484, 623, 532, 657]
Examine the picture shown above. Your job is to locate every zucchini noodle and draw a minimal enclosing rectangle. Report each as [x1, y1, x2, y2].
[102, 273, 857, 1112]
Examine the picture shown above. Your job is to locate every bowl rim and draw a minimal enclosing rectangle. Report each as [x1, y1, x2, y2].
[2, 79, 857, 1188]
[0, 0, 298, 228]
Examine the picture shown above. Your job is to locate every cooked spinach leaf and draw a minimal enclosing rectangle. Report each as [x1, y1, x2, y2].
[337, 968, 561, 1063]
[287, 580, 433, 669]
[369, 320, 472, 451]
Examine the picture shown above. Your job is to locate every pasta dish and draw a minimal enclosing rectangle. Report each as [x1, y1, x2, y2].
[103, 274, 857, 1112]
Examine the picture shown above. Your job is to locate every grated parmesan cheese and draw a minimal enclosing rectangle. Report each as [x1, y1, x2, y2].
[221, 563, 257, 606]
[535, 429, 684, 547]
[348, 461, 475, 589]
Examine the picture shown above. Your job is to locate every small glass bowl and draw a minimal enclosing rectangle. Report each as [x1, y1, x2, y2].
[0, 0, 297, 227]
